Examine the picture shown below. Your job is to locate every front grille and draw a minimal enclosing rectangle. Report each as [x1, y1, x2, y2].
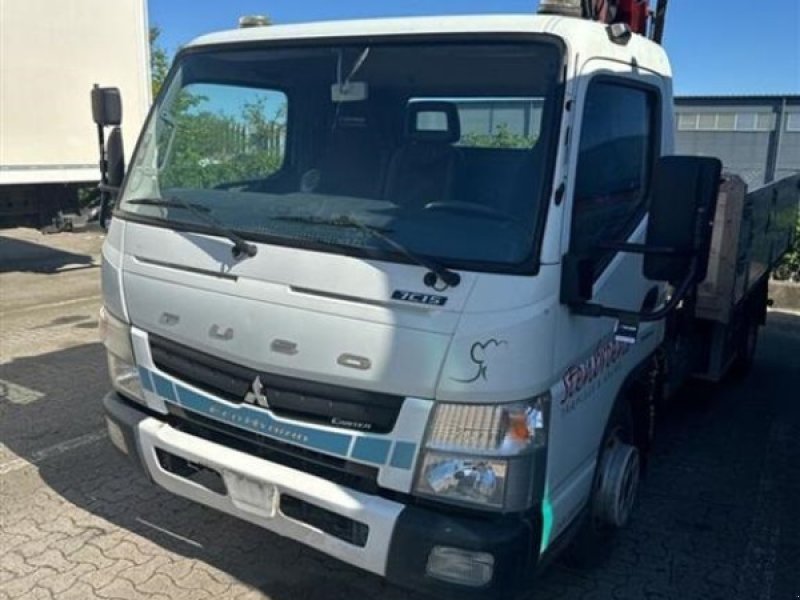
[166, 404, 381, 495]
[149, 334, 404, 434]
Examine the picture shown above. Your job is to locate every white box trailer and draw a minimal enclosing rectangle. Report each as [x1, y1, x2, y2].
[0, 0, 151, 226]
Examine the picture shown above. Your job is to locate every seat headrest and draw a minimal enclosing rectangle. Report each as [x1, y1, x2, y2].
[406, 101, 461, 144]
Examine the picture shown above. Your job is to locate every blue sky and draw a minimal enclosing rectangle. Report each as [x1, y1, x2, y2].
[149, 0, 800, 96]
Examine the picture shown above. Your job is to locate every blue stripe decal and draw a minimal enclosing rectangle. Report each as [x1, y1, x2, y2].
[351, 437, 391, 464]
[174, 384, 352, 458]
[145, 367, 414, 469]
[151, 373, 176, 401]
[138, 367, 154, 393]
[390, 442, 417, 470]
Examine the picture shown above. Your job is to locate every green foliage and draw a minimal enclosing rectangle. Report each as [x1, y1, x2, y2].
[77, 185, 99, 208]
[774, 215, 800, 282]
[150, 27, 170, 97]
[147, 23, 284, 190]
[160, 92, 286, 191]
[461, 123, 537, 149]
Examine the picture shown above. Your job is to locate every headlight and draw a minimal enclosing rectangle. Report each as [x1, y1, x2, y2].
[426, 395, 548, 456]
[413, 394, 549, 509]
[99, 307, 145, 405]
[416, 452, 508, 508]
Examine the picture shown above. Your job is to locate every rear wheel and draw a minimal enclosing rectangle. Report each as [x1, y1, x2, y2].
[731, 314, 760, 377]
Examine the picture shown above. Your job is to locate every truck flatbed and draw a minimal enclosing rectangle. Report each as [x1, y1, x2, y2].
[697, 175, 799, 324]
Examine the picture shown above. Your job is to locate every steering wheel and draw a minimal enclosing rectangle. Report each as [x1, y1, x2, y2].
[423, 201, 514, 223]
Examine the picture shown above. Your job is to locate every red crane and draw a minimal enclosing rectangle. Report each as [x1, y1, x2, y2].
[572, 0, 670, 43]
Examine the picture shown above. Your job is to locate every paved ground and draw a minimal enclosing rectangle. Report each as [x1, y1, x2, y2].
[1, 227, 799, 600]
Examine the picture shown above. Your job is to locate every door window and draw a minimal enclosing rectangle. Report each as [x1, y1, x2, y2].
[571, 80, 659, 276]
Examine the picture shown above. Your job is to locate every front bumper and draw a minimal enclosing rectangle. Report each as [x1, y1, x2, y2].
[104, 392, 540, 599]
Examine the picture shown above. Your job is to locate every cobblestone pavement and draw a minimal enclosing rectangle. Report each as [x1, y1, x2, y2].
[1, 228, 799, 600]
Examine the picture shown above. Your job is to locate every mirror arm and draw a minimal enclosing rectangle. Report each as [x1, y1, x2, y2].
[570, 260, 698, 323]
[97, 183, 120, 230]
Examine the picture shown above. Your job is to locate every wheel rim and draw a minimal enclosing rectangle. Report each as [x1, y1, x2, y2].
[617, 449, 640, 524]
[594, 433, 641, 529]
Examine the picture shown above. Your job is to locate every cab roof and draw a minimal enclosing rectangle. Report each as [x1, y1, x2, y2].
[186, 14, 671, 77]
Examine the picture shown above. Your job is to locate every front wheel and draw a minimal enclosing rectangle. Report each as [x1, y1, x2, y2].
[566, 402, 641, 566]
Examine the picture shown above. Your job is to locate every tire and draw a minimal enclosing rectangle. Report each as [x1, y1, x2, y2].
[565, 400, 641, 567]
[731, 314, 759, 378]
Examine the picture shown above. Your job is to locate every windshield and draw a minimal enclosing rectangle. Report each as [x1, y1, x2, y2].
[119, 40, 563, 270]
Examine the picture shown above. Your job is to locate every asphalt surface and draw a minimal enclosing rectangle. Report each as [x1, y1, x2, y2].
[1, 227, 799, 600]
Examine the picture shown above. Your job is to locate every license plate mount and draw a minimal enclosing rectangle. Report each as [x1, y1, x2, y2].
[223, 471, 278, 519]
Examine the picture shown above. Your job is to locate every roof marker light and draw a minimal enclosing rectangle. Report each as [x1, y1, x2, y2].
[238, 15, 271, 28]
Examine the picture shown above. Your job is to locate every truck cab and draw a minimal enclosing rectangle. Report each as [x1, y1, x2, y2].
[98, 13, 726, 599]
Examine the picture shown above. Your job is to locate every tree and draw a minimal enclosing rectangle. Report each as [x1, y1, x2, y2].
[775, 216, 800, 282]
[150, 27, 170, 97]
[148, 16, 287, 191]
[159, 91, 287, 190]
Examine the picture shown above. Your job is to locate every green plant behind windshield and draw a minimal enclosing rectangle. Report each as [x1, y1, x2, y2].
[160, 90, 287, 191]
[461, 123, 538, 149]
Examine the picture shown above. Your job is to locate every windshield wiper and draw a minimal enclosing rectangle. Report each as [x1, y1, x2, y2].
[276, 214, 461, 288]
[274, 214, 393, 232]
[125, 198, 211, 213]
[126, 197, 258, 259]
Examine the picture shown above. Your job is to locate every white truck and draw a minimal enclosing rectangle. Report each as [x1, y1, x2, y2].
[97, 2, 799, 598]
[0, 0, 151, 227]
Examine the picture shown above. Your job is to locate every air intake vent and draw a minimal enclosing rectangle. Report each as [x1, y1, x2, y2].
[538, 0, 584, 17]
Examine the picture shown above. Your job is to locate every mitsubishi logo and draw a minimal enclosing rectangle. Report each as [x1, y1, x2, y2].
[243, 376, 270, 409]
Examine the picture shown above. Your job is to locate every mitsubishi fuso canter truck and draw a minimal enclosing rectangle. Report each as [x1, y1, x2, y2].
[95, 2, 800, 597]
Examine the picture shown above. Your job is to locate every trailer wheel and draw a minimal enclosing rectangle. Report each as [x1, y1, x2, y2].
[566, 400, 641, 566]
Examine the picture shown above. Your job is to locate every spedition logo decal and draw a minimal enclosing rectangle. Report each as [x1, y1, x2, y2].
[561, 336, 630, 412]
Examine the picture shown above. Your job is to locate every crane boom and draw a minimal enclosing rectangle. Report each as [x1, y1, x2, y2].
[652, 0, 669, 44]
[539, 0, 669, 45]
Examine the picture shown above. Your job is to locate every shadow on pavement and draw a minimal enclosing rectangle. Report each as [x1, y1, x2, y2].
[0, 234, 94, 274]
[0, 343, 420, 600]
[2, 312, 799, 600]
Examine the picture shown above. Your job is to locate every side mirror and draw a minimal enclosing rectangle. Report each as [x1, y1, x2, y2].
[561, 155, 722, 323]
[91, 85, 125, 230]
[643, 156, 721, 285]
[106, 128, 126, 188]
[91, 86, 122, 127]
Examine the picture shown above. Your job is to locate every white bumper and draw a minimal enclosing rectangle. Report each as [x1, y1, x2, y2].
[136, 417, 405, 576]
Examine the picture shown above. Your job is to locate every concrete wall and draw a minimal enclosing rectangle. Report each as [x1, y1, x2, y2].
[770, 281, 800, 311]
[675, 96, 800, 191]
